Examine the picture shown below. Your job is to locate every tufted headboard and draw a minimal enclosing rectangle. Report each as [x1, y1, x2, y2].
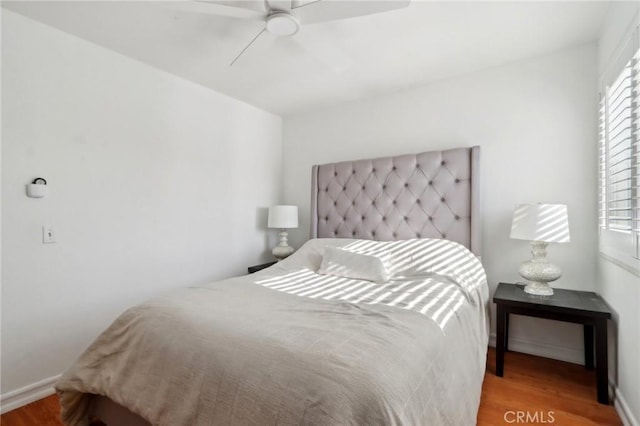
[310, 146, 481, 256]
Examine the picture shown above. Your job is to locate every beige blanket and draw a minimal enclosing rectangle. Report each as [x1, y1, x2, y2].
[57, 238, 489, 426]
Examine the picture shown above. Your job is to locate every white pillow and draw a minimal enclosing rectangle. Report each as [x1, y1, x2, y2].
[337, 238, 485, 293]
[318, 246, 390, 283]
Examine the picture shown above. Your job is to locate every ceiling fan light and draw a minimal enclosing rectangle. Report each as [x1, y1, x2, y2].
[265, 12, 300, 36]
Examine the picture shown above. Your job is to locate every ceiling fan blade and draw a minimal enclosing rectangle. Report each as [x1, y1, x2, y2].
[292, 0, 410, 24]
[230, 27, 266, 66]
[265, 0, 292, 12]
[161, 1, 265, 21]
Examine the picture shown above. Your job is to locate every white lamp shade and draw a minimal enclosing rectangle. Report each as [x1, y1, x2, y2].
[510, 203, 570, 243]
[268, 205, 298, 229]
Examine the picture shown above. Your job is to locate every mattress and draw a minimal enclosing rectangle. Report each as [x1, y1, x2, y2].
[56, 238, 489, 426]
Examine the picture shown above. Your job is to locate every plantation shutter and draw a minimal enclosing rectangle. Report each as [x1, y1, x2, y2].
[598, 96, 607, 230]
[599, 48, 639, 244]
[633, 49, 639, 238]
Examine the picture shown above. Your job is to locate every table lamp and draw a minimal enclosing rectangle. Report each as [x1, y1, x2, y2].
[510, 203, 570, 296]
[268, 205, 298, 260]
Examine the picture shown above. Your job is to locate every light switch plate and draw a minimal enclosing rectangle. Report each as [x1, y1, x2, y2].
[43, 226, 56, 244]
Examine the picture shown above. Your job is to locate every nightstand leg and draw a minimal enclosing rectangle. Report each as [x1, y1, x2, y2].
[496, 305, 506, 377]
[505, 312, 509, 352]
[595, 320, 609, 404]
[584, 324, 594, 370]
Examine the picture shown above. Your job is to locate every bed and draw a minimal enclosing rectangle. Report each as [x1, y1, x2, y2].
[56, 146, 488, 426]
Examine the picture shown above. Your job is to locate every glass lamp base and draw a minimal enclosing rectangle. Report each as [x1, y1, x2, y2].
[524, 281, 554, 296]
[519, 241, 561, 297]
[272, 245, 294, 260]
[272, 230, 294, 260]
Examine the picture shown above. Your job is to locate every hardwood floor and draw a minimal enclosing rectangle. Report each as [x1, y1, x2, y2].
[1, 393, 61, 426]
[1, 348, 621, 425]
[480, 349, 621, 425]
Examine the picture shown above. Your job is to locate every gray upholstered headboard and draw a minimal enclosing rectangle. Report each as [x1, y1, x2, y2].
[310, 146, 481, 256]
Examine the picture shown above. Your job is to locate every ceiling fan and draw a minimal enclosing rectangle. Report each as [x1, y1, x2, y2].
[167, 0, 410, 66]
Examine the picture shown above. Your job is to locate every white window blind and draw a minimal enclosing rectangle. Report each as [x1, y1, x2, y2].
[599, 46, 639, 262]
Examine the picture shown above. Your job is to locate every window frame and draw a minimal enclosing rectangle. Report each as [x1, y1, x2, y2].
[598, 23, 639, 275]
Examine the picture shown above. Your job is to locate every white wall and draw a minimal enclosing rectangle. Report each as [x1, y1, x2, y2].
[1, 10, 282, 408]
[598, 260, 640, 425]
[597, 3, 640, 425]
[283, 44, 598, 362]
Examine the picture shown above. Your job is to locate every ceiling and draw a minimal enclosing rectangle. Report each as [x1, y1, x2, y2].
[3, 1, 611, 116]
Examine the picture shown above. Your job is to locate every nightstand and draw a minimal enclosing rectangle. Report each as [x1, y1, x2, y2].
[247, 261, 277, 274]
[493, 282, 612, 404]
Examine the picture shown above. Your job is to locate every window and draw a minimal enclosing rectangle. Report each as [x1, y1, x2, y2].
[598, 43, 639, 271]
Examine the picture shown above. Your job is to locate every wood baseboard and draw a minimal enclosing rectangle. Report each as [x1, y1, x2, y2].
[615, 389, 640, 426]
[0, 375, 60, 414]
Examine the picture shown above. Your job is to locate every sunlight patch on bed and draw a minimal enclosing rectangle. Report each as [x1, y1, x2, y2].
[255, 239, 485, 331]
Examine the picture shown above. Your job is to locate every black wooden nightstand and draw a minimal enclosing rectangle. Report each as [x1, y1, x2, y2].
[493, 282, 612, 404]
[247, 261, 277, 274]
